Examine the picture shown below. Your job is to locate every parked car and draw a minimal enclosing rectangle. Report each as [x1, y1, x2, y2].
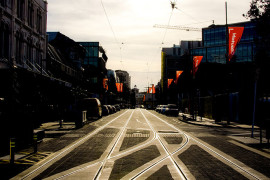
[107, 105, 114, 114]
[160, 105, 168, 114]
[115, 104, 121, 111]
[155, 105, 163, 113]
[102, 105, 109, 116]
[165, 104, 179, 116]
[111, 105, 117, 113]
[81, 98, 102, 119]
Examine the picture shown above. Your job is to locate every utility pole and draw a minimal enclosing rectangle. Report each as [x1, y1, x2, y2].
[225, 1, 231, 125]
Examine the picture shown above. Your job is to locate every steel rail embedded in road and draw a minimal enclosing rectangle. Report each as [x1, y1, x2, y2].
[94, 110, 135, 180]
[144, 110, 262, 180]
[17, 110, 131, 180]
[130, 109, 188, 180]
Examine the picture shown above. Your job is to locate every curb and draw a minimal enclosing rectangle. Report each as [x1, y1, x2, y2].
[178, 117, 258, 130]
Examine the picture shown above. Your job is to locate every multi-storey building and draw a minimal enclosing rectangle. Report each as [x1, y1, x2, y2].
[172, 20, 263, 124]
[191, 21, 256, 63]
[0, 0, 48, 154]
[115, 70, 131, 90]
[79, 42, 108, 98]
[0, 0, 47, 71]
[161, 41, 201, 96]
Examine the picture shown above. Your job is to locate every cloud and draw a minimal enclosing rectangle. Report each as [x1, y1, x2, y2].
[46, 0, 252, 91]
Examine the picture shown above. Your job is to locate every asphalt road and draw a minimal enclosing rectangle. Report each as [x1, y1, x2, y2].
[11, 109, 270, 179]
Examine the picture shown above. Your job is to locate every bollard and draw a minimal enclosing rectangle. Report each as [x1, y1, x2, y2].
[10, 138, 15, 164]
[59, 119, 63, 128]
[33, 134, 38, 153]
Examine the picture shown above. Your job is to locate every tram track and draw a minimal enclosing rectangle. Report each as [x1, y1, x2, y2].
[16, 110, 131, 180]
[48, 109, 157, 180]
[15, 108, 268, 179]
[143, 109, 263, 180]
[130, 109, 189, 180]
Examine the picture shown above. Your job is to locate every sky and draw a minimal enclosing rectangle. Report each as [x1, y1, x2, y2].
[46, 0, 252, 92]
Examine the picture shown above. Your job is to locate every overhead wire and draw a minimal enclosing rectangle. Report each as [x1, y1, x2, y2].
[145, 1, 176, 89]
[100, 0, 124, 70]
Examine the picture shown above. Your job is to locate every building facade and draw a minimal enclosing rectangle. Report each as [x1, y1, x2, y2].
[177, 20, 259, 124]
[191, 21, 256, 63]
[115, 70, 131, 90]
[0, 0, 48, 154]
[161, 41, 201, 103]
[0, 0, 47, 71]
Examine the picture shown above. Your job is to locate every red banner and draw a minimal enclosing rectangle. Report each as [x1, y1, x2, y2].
[193, 56, 203, 77]
[147, 87, 152, 93]
[120, 83, 123, 92]
[168, 79, 173, 88]
[151, 84, 156, 94]
[176, 71, 183, 83]
[103, 78, 108, 90]
[115, 83, 121, 92]
[228, 27, 244, 61]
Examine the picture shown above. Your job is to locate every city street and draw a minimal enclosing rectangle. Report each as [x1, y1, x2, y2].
[12, 109, 270, 180]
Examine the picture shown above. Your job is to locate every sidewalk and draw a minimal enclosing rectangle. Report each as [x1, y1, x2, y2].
[0, 121, 77, 179]
[178, 113, 260, 129]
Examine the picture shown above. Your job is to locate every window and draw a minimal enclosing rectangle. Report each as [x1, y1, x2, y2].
[36, 10, 42, 33]
[0, 0, 6, 7]
[17, 0, 25, 19]
[28, 2, 34, 28]
[15, 34, 23, 64]
[26, 39, 33, 64]
[0, 24, 9, 59]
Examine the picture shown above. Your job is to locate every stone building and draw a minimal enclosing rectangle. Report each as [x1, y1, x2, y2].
[0, 0, 47, 71]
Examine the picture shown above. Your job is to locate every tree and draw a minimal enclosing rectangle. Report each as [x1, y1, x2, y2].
[244, 0, 270, 141]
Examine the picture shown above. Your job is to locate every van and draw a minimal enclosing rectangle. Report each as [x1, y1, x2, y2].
[82, 98, 102, 119]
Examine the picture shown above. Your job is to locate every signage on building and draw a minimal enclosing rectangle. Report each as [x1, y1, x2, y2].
[228, 27, 244, 61]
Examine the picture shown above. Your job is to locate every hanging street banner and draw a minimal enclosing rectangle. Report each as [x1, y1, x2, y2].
[103, 78, 108, 90]
[120, 83, 123, 92]
[147, 87, 151, 93]
[116, 83, 123, 92]
[151, 84, 156, 94]
[168, 79, 174, 88]
[228, 27, 244, 61]
[147, 84, 156, 94]
[193, 56, 203, 77]
[176, 71, 183, 83]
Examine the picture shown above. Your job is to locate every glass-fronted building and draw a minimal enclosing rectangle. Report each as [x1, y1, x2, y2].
[79, 42, 99, 67]
[191, 21, 256, 64]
